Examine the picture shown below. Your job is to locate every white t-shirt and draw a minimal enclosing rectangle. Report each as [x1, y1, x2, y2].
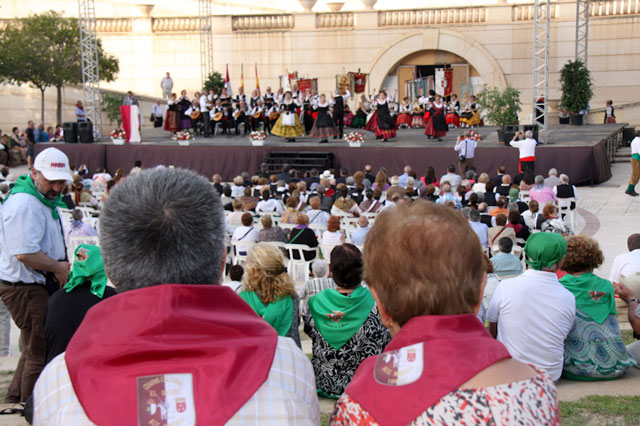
[199, 95, 210, 113]
[631, 136, 640, 156]
[609, 249, 640, 283]
[511, 138, 537, 159]
[231, 226, 259, 244]
[487, 269, 575, 381]
[256, 199, 283, 214]
[321, 230, 343, 245]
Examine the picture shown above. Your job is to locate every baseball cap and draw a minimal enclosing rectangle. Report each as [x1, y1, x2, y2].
[34, 148, 72, 182]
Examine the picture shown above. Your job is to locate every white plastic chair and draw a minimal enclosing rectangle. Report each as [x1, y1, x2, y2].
[285, 243, 318, 282]
[320, 243, 339, 262]
[67, 235, 99, 265]
[231, 240, 254, 266]
[557, 197, 576, 231]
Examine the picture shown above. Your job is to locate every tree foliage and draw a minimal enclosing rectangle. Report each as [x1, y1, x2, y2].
[476, 86, 521, 129]
[0, 11, 119, 123]
[202, 71, 224, 93]
[559, 59, 593, 114]
[102, 93, 123, 126]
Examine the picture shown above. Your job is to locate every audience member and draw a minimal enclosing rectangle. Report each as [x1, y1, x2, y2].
[34, 168, 320, 424]
[332, 187, 360, 216]
[491, 237, 522, 278]
[489, 196, 508, 217]
[227, 199, 245, 226]
[350, 216, 370, 246]
[554, 174, 578, 210]
[544, 168, 560, 188]
[559, 235, 636, 380]
[609, 233, 640, 284]
[239, 186, 258, 211]
[488, 214, 516, 247]
[307, 196, 330, 229]
[255, 189, 283, 214]
[224, 265, 244, 292]
[507, 210, 530, 241]
[332, 201, 560, 425]
[288, 214, 319, 261]
[522, 199, 542, 229]
[529, 175, 557, 204]
[488, 232, 575, 381]
[304, 244, 390, 398]
[468, 209, 488, 248]
[280, 196, 301, 224]
[439, 164, 462, 190]
[231, 213, 259, 255]
[358, 188, 383, 213]
[256, 214, 288, 244]
[239, 243, 301, 347]
[322, 216, 345, 245]
[435, 182, 462, 210]
[541, 204, 573, 235]
[66, 209, 98, 239]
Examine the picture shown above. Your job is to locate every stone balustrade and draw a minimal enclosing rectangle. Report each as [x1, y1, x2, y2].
[590, 0, 640, 15]
[378, 8, 487, 26]
[316, 12, 354, 28]
[152, 17, 199, 32]
[512, 4, 559, 21]
[231, 15, 294, 31]
[95, 18, 133, 33]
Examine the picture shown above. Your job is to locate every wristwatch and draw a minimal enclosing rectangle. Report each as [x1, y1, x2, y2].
[628, 298, 640, 305]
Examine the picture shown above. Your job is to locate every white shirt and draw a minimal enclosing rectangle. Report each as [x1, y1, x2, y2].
[511, 138, 537, 159]
[631, 136, 640, 156]
[609, 249, 640, 283]
[440, 173, 462, 189]
[307, 209, 330, 229]
[152, 104, 163, 117]
[232, 226, 259, 244]
[454, 138, 476, 159]
[0, 193, 66, 284]
[160, 76, 173, 90]
[33, 337, 319, 425]
[350, 227, 370, 246]
[321, 230, 343, 245]
[199, 95, 211, 113]
[487, 269, 575, 381]
[256, 199, 283, 214]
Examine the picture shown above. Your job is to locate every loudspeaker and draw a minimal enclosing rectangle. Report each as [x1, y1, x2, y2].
[523, 124, 539, 141]
[62, 122, 78, 143]
[77, 121, 94, 144]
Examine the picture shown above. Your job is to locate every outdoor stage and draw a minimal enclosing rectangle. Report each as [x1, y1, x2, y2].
[35, 124, 625, 185]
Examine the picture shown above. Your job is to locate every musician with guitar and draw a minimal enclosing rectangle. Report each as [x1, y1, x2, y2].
[211, 99, 228, 136]
[250, 99, 269, 133]
[233, 100, 251, 136]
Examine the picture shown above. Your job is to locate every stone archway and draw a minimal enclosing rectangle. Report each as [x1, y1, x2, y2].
[367, 29, 507, 92]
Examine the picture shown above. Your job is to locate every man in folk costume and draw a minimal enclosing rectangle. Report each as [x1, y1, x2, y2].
[302, 89, 316, 135]
[233, 100, 251, 136]
[332, 88, 350, 140]
[626, 130, 640, 196]
[33, 168, 320, 425]
[250, 99, 269, 133]
[211, 99, 229, 136]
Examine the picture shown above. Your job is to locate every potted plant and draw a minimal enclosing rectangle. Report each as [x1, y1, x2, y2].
[249, 130, 267, 146]
[476, 86, 521, 144]
[559, 59, 593, 126]
[345, 131, 365, 147]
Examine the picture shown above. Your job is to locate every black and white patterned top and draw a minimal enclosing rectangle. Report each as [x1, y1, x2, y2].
[304, 306, 391, 398]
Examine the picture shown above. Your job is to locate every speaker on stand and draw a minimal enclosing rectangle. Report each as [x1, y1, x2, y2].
[77, 121, 94, 143]
[62, 122, 78, 143]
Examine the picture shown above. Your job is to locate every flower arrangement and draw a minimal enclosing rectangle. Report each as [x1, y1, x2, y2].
[249, 131, 267, 141]
[110, 129, 126, 139]
[345, 131, 365, 147]
[171, 130, 193, 141]
[469, 131, 482, 142]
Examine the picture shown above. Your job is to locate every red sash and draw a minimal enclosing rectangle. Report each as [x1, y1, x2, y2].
[345, 314, 510, 426]
[65, 284, 278, 426]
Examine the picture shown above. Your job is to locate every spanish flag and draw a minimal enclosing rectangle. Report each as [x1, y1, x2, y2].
[255, 63, 260, 94]
[240, 64, 244, 90]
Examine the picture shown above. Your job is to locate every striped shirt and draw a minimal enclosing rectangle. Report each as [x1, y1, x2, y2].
[298, 278, 336, 315]
[33, 337, 320, 425]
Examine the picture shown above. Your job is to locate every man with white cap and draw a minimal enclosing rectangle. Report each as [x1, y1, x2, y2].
[0, 147, 71, 403]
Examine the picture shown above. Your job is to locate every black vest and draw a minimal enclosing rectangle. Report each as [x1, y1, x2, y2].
[555, 184, 575, 198]
[333, 95, 344, 115]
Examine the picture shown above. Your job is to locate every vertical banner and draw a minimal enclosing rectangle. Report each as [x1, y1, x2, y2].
[225, 64, 233, 97]
[435, 68, 453, 97]
[255, 63, 260, 94]
[350, 72, 367, 93]
[240, 64, 244, 91]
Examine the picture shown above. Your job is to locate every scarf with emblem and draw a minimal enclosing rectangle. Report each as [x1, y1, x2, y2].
[559, 272, 616, 324]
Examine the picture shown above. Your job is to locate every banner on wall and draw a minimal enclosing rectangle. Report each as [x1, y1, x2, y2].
[297, 78, 318, 93]
[349, 72, 368, 93]
[435, 68, 453, 97]
[335, 74, 352, 95]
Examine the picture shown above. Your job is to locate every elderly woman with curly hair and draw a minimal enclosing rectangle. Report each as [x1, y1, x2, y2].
[559, 236, 636, 380]
[331, 201, 560, 425]
[239, 243, 301, 347]
[304, 244, 390, 399]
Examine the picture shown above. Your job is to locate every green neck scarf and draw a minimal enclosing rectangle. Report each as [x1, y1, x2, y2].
[5, 174, 66, 219]
[239, 291, 293, 336]
[64, 244, 108, 298]
[559, 272, 616, 324]
[524, 232, 567, 270]
[308, 286, 374, 350]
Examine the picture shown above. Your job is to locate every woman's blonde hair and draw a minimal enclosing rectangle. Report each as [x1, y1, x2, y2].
[243, 243, 295, 304]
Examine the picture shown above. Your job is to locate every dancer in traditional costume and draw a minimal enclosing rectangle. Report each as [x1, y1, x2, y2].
[370, 91, 396, 142]
[352, 95, 369, 128]
[178, 90, 192, 130]
[460, 95, 483, 127]
[424, 95, 448, 141]
[396, 97, 412, 128]
[411, 99, 425, 128]
[302, 89, 315, 135]
[343, 104, 354, 128]
[164, 93, 181, 134]
[446, 94, 461, 128]
[271, 91, 305, 142]
[422, 90, 436, 127]
[331, 89, 350, 140]
[309, 94, 338, 143]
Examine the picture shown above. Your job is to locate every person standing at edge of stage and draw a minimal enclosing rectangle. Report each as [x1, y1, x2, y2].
[511, 130, 538, 174]
[332, 88, 350, 140]
[626, 130, 640, 197]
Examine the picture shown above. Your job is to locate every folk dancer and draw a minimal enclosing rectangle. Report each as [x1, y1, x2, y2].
[270, 91, 305, 142]
[605, 100, 616, 124]
[309, 94, 338, 144]
[352, 95, 369, 129]
[164, 93, 180, 133]
[331, 88, 350, 140]
[302, 89, 316, 135]
[460, 95, 482, 127]
[369, 91, 397, 143]
[396, 97, 413, 128]
[446, 94, 461, 128]
[425, 95, 448, 141]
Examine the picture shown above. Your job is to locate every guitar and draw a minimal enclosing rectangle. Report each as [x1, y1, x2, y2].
[190, 110, 201, 120]
[269, 111, 280, 121]
[253, 111, 263, 119]
[212, 111, 223, 121]
[233, 110, 244, 120]
[413, 105, 424, 114]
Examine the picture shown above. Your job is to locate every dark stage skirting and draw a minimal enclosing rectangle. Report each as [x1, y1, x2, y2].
[35, 141, 611, 185]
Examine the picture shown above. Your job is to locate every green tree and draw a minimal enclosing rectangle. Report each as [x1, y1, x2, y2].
[203, 71, 224, 94]
[559, 59, 593, 114]
[476, 86, 521, 129]
[102, 93, 123, 126]
[0, 11, 119, 124]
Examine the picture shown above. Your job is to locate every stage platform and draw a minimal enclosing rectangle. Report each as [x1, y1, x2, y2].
[35, 124, 625, 185]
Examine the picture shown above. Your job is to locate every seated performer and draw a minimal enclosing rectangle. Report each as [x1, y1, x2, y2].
[460, 95, 482, 127]
[310, 94, 338, 144]
[210, 99, 229, 136]
[446, 94, 461, 128]
[425, 94, 448, 141]
[250, 99, 269, 133]
[270, 91, 305, 142]
[396, 97, 413, 128]
[233, 100, 251, 135]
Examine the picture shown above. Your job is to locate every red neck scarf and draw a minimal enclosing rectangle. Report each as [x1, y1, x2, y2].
[345, 314, 510, 426]
[65, 284, 278, 426]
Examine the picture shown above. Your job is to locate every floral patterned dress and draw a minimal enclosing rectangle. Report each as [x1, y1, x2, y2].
[330, 367, 560, 425]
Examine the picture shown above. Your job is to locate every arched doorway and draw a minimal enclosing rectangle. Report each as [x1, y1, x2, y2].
[367, 29, 506, 100]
